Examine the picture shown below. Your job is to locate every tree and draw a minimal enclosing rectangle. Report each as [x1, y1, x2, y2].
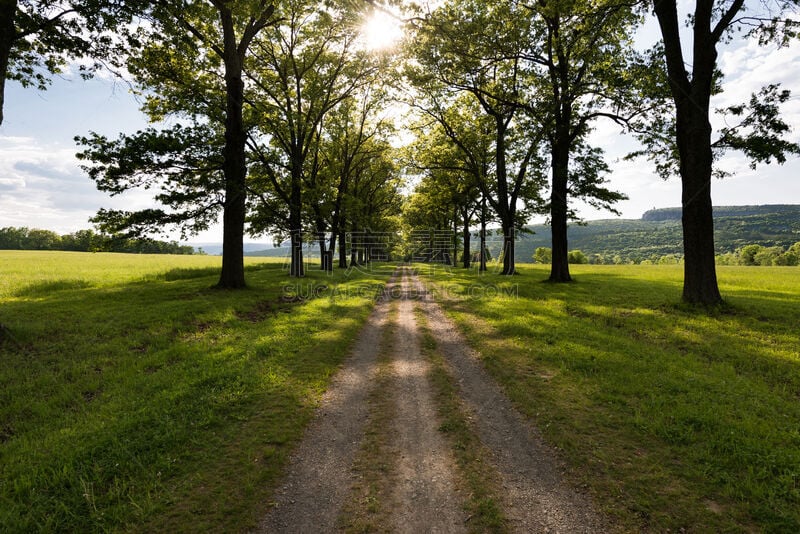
[516, 0, 634, 282]
[80, 1, 277, 288]
[738, 244, 762, 265]
[407, 0, 547, 274]
[404, 102, 488, 268]
[77, 124, 225, 238]
[245, 0, 379, 277]
[567, 249, 588, 264]
[0, 0, 136, 124]
[0, 226, 27, 248]
[61, 229, 102, 251]
[407, 0, 629, 276]
[402, 178, 456, 264]
[780, 242, 800, 266]
[753, 246, 784, 266]
[309, 86, 394, 271]
[346, 146, 403, 265]
[24, 228, 60, 249]
[533, 246, 552, 264]
[646, 0, 800, 304]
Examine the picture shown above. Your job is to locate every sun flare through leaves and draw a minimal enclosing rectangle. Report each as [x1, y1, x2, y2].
[359, 9, 404, 51]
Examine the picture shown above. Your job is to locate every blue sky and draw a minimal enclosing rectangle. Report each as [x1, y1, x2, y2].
[1, 24, 799, 245]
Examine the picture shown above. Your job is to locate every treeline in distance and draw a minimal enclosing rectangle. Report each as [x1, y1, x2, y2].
[0, 227, 197, 255]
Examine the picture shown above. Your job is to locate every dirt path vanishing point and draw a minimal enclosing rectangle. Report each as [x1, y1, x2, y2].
[385, 268, 465, 533]
[258, 266, 606, 533]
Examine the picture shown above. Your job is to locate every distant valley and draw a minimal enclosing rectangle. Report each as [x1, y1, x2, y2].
[189, 205, 800, 263]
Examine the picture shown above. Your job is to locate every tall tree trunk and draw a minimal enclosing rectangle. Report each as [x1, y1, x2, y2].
[495, 119, 515, 275]
[313, 208, 330, 271]
[289, 171, 304, 277]
[216, 8, 247, 289]
[676, 107, 721, 304]
[479, 196, 487, 272]
[338, 228, 347, 268]
[501, 221, 515, 275]
[549, 136, 572, 282]
[328, 172, 347, 270]
[452, 213, 458, 267]
[290, 227, 304, 277]
[350, 228, 358, 266]
[326, 230, 337, 272]
[0, 0, 15, 126]
[351, 231, 362, 265]
[317, 230, 332, 272]
[462, 208, 471, 269]
[654, 0, 723, 305]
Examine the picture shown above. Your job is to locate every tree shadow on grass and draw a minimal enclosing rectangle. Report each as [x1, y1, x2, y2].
[13, 279, 95, 298]
[156, 262, 279, 282]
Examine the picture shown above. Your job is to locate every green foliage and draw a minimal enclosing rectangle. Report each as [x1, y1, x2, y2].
[76, 0, 400, 268]
[567, 249, 588, 264]
[401, 98, 489, 232]
[566, 143, 628, 219]
[753, 246, 785, 266]
[405, 0, 550, 273]
[403, 0, 633, 277]
[633, 0, 800, 303]
[1, 0, 139, 123]
[715, 84, 800, 169]
[533, 247, 552, 264]
[76, 125, 224, 238]
[739, 244, 763, 265]
[733, 242, 800, 267]
[631, 3, 800, 181]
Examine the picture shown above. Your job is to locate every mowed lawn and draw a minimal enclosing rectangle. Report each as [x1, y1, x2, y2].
[418, 263, 800, 533]
[0, 251, 394, 532]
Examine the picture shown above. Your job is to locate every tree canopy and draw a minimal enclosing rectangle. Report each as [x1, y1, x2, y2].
[4, 0, 797, 299]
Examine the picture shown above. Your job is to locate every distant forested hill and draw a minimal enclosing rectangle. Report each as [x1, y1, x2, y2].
[238, 205, 800, 263]
[513, 205, 800, 263]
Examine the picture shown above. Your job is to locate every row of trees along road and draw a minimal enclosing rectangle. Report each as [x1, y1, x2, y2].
[72, 1, 403, 287]
[2, 1, 799, 303]
[401, 0, 799, 304]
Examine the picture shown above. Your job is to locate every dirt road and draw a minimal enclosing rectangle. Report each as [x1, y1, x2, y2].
[258, 266, 605, 533]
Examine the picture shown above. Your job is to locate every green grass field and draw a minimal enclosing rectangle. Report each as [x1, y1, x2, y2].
[417, 263, 800, 532]
[3, 252, 799, 532]
[0, 251, 394, 532]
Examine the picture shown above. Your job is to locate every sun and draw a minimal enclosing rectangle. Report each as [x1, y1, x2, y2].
[360, 9, 404, 51]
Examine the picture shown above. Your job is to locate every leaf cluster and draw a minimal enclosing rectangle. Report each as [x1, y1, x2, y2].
[76, 123, 224, 238]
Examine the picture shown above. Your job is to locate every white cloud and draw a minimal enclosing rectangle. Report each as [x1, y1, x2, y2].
[0, 136, 155, 234]
[581, 33, 800, 222]
[716, 38, 800, 134]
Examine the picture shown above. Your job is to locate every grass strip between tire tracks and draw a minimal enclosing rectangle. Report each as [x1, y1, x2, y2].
[414, 304, 509, 533]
